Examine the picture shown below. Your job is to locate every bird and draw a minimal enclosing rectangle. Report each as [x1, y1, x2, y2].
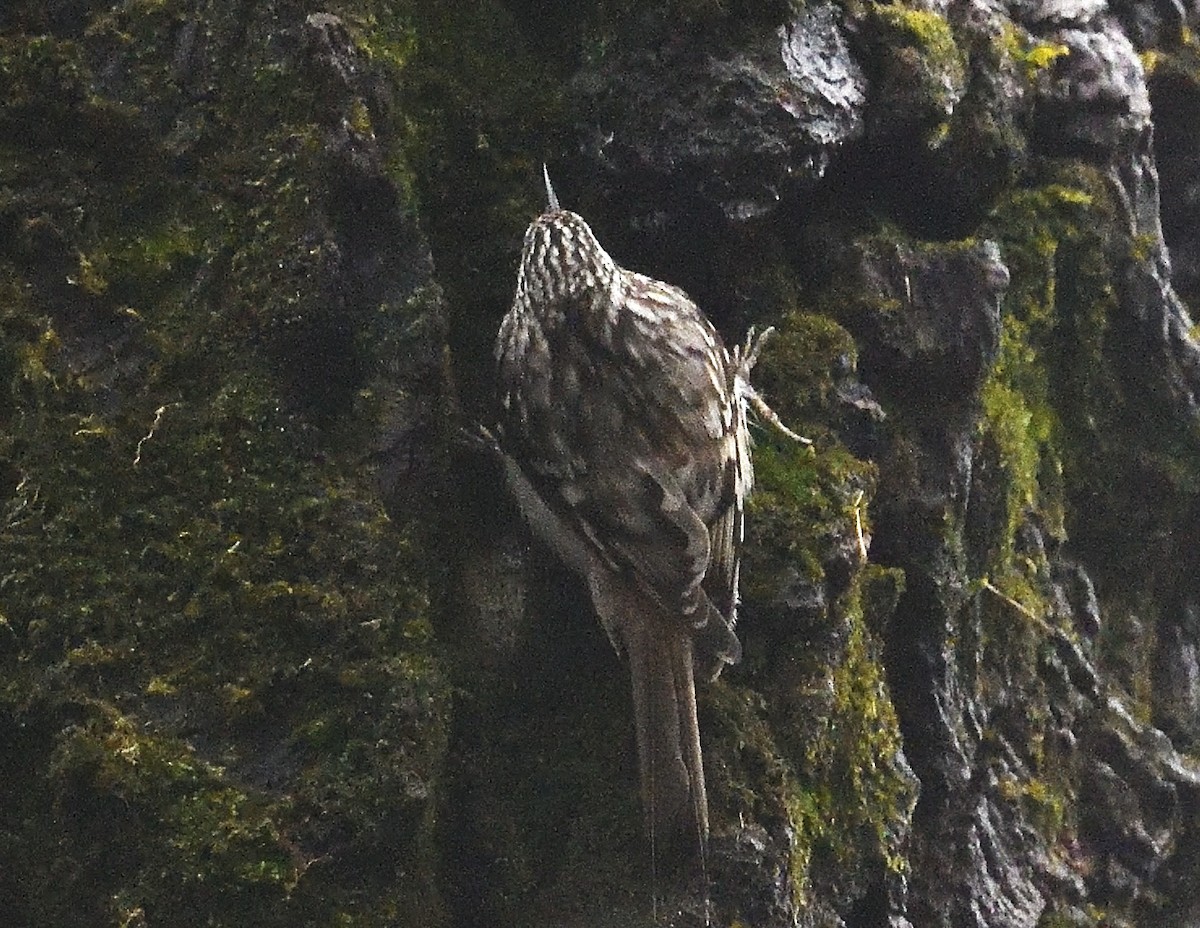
[492, 167, 805, 855]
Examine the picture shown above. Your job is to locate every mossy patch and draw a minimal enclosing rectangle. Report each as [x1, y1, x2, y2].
[753, 311, 860, 423]
[862, 2, 968, 139]
[707, 306, 913, 914]
[978, 320, 1063, 558]
[0, 2, 451, 924]
[787, 569, 913, 892]
[963, 160, 1199, 890]
[998, 23, 1071, 83]
[978, 173, 1113, 566]
[706, 558, 913, 911]
[0, 301, 450, 926]
[983, 165, 1200, 743]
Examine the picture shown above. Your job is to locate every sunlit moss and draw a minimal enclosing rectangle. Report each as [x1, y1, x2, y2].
[997, 21, 1071, 82]
[866, 2, 968, 134]
[1024, 42, 1070, 72]
[720, 298, 911, 912]
[342, 6, 419, 72]
[976, 173, 1115, 569]
[771, 568, 913, 903]
[979, 322, 1062, 556]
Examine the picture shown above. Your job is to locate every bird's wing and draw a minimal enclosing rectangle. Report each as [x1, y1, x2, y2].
[500, 273, 743, 637]
[616, 274, 745, 633]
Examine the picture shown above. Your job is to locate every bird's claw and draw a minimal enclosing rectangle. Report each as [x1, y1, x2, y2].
[737, 327, 813, 445]
[740, 325, 776, 372]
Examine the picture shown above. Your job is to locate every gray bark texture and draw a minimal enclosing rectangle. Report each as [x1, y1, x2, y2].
[2, 1, 1200, 927]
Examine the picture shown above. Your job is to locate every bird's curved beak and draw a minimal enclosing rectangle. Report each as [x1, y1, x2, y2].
[543, 163, 561, 212]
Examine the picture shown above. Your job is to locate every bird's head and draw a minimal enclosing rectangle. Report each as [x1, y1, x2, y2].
[514, 167, 618, 309]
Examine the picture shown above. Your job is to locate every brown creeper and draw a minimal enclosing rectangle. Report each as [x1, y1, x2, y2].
[494, 168, 802, 850]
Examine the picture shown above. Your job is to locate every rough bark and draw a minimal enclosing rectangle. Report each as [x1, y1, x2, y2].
[3, 1, 1200, 926]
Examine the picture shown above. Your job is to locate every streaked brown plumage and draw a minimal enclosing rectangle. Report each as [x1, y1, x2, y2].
[494, 169, 795, 850]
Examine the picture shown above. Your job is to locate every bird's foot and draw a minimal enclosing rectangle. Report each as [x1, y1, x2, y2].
[736, 327, 813, 445]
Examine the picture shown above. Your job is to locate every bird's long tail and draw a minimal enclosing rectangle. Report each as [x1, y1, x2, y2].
[626, 617, 709, 853]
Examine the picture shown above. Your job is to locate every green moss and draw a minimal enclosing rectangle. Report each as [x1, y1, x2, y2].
[0, 2, 451, 923]
[746, 440, 875, 600]
[999, 22, 1070, 82]
[768, 570, 914, 903]
[872, 5, 958, 57]
[822, 574, 911, 841]
[963, 179, 1101, 704]
[723, 303, 911, 911]
[866, 2, 967, 135]
[0, 35, 88, 109]
[706, 690, 808, 872]
[55, 711, 297, 890]
[1023, 42, 1070, 72]
[962, 159, 1200, 894]
[982, 165, 1200, 721]
[998, 775, 1066, 838]
[343, 5, 419, 72]
[744, 310, 875, 598]
[979, 321, 1062, 556]
[976, 173, 1115, 566]
[1, 286, 450, 904]
[753, 312, 859, 423]
[662, 281, 916, 915]
[1146, 22, 1200, 91]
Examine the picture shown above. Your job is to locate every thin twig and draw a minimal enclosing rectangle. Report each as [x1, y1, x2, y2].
[134, 403, 180, 467]
[738, 327, 812, 445]
[980, 579, 1056, 635]
[748, 388, 813, 444]
[852, 489, 868, 562]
